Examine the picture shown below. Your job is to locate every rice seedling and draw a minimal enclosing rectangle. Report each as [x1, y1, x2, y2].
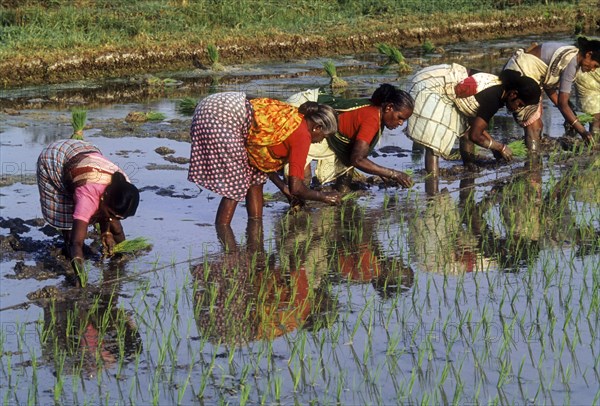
[577, 113, 594, 124]
[70, 108, 87, 140]
[505, 140, 527, 158]
[207, 44, 224, 71]
[112, 237, 153, 254]
[145, 111, 166, 121]
[376, 43, 412, 75]
[422, 40, 436, 53]
[177, 97, 198, 115]
[323, 60, 348, 89]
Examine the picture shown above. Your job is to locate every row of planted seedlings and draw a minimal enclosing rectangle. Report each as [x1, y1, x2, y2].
[3, 152, 598, 404]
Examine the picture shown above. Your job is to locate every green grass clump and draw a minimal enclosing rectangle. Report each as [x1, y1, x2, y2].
[70, 108, 87, 140]
[177, 98, 198, 116]
[507, 140, 528, 158]
[145, 111, 167, 121]
[323, 60, 348, 89]
[422, 40, 436, 53]
[376, 43, 411, 74]
[207, 44, 224, 71]
[112, 237, 152, 254]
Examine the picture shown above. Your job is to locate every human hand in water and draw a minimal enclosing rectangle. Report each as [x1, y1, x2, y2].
[388, 170, 414, 188]
[320, 191, 342, 206]
[101, 232, 116, 256]
[582, 131, 595, 146]
[495, 144, 513, 162]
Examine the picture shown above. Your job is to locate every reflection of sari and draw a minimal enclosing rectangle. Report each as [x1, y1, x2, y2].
[410, 192, 487, 274]
[337, 243, 380, 282]
[254, 266, 312, 340]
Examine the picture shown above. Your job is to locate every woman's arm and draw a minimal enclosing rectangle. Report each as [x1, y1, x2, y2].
[350, 140, 413, 187]
[288, 175, 340, 205]
[556, 91, 594, 144]
[468, 117, 513, 161]
[70, 219, 89, 260]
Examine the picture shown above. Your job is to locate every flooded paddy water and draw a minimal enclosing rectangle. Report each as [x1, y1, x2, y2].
[1, 33, 599, 404]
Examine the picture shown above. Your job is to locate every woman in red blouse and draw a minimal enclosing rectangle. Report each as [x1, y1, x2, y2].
[188, 92, 341, 225]
[305, 84, 414, 189]
[338, 84, 413, 187]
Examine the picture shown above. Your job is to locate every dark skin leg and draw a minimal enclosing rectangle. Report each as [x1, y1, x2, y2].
[424, 147, 439, 177]
[215, 197, 238, 226]
[215, 223, 237, 252]
[525, 119, 543, 153]
[460, 136, 476, 169]
[245, 184, 264, 220]
[424, 175, 439, 196]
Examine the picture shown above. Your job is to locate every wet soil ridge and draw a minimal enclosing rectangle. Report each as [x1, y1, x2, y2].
[1, 11, 586, 88]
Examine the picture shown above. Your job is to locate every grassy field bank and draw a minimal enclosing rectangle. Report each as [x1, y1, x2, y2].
[0, 0, 597, 87]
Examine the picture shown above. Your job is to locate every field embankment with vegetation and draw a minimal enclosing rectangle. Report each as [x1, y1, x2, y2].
[0, 0, 598, 87]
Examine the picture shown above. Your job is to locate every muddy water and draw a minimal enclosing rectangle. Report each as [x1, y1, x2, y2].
[1, 34, 599, 404]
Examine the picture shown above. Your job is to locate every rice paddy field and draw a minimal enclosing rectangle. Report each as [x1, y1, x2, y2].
[1, 33, 599, 404]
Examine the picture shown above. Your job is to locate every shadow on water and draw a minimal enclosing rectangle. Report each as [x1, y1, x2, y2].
[1, 32, 599, 404]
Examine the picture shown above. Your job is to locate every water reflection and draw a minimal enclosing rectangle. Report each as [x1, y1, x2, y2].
[35, 263, 142, 378]
[276, 202, 414, 299]
[192, 220, 336, 345]
[410, 182, 494, 274]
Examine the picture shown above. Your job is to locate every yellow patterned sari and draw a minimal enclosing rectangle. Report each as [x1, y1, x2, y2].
[246, 98, 303, 172]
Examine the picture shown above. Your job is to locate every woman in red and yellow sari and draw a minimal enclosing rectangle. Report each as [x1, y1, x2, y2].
[188, 92, 341, 225]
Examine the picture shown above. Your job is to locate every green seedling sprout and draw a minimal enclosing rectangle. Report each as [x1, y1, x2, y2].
[70, 108, 87, 140]
[207, 43, 224, 71]
[323, 60, 348, 88]
[112, 237, 153, 254]
[376, 43, 412, 75]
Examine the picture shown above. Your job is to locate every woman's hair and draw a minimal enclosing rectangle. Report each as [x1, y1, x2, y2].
[499, 70, 542, 105]
[104, 171, 140, 218]
[298, 101, 338, 136]
[370, 83, 414, 111]
[576, 36, 600, 63]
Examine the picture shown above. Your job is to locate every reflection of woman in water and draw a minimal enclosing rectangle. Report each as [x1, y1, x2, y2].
[192, 220, 334, 345]
[275, 200, 414, 298]
[409, 187, 491, 274]
[38, 289, 141, 376]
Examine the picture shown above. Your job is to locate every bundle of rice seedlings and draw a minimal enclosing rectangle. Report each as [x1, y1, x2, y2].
[145, 111, 166, 121]
[70, 108, 87, 140]
[323, 60, 348, 88]
[376, 43, 411, 74]
[422, 40, 436, 54]
[506, 140, 528, 158]
[207, 44, 224, 72]
[112, 237, 152, 254]
[341, 191, 359, 201]
[577, 113, 595, 124]
[177, 97, 198, 115]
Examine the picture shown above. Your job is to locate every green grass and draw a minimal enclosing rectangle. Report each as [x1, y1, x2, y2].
[0, 1, 583, 63]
